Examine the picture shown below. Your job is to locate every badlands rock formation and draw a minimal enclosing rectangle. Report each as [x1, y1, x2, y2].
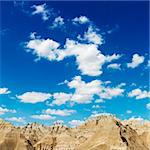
[0, 115, 149, 150]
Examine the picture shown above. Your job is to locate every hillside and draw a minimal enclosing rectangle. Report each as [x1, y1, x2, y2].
[0, 115, 149, 150]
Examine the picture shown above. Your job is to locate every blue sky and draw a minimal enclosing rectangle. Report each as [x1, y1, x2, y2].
[0, 1, 149, 126]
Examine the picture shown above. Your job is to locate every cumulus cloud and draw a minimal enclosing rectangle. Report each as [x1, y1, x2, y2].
[60, 39, 107, 76]
[51, 16, 64, 28]
[68, 119, 84, 127]
[31, 3, 50, 21]
[98, 86, 124, 100]
[60, 40, 121, 76]
[0, 107, 16, 115]
[26, 28, 122, 76]
[44, 108, 76, 116]
[52, 92, 72, 105]
[26, 38, 60, 61]
[127, 54, 144, 68]
[16, 92, 51, 103]
[31, 114, 55, 120]
[128, 88, 150, 99]
[0, 87, 11, 94]
[68, 76, 101, 103]
[5, 117, 25, 123]
[72, 16, 90, 24]
[17, 77, 124, 106]
[107, 63, 121, 70]
[56, 76, 125, 104]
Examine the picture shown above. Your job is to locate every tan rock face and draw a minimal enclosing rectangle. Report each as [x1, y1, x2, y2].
[0, 120, 34, 150]
[0, 115, 149, 150]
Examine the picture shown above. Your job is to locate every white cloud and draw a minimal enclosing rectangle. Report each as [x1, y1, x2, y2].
[31, 3, 50, 21]
[95, 99, 104, 103]
[16, 92, 51, 103]
[126, 110, 132, 114]
[98, 86, 124, 100]
[72, 16, 90, 24]
[104, 81, 111, 85]
[128, 89, 150, 99]
[68, 76, 101, 103]
[5, 117, 25, 123]
[107, 24, 119, 34]
[90, 112, 113, 118]
[26, 37, 105, 76]
[30, 32, 36, 39]
[127, 54, 144, 68]
[68, 119, 84, 127]
[79, 25, 103, 45]
[44, 108, 76, 116]
[29, 32, 41, 40]
[59, 39, 107, 76]
[107, 63, 121, 70]
[0, 107, 16, 115]
[26, 31, 122, 76]
[51, 16, 64, 28]
[54, 120, 64, 124]
[148, 60, 150, 67]
[31, 114, 55, 120]
[70, 94, 93, 104]
[127, 116, 144, 122]
[65, 76, 124, 103]
[106, 54, 122, 62]
[26, 38, 60, 61]
[131, 83, 136, 87]
[92, 105, 100, 109]
[58, 80, 68, 85]
[0, 87, 11, 94]
[52, 92, 72, 105]
[68, 76, 101, 95]
[117, 83, 126, 88]
[146, 103, 150, 110]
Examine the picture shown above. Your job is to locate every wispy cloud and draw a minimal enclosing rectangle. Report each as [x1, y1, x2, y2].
[107, 63, 121, 70]
[31, 3, 51, 21]
[31, 114, 55, 120]
[126, 110, 132, 114]
[146, 103, 150, 110]
[0, 87, 11, 95]
[0, 107, 16, 115]
[5, 117, 25, 123]
[50, 16, 65, 28]
[78, 25, 104, 45]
